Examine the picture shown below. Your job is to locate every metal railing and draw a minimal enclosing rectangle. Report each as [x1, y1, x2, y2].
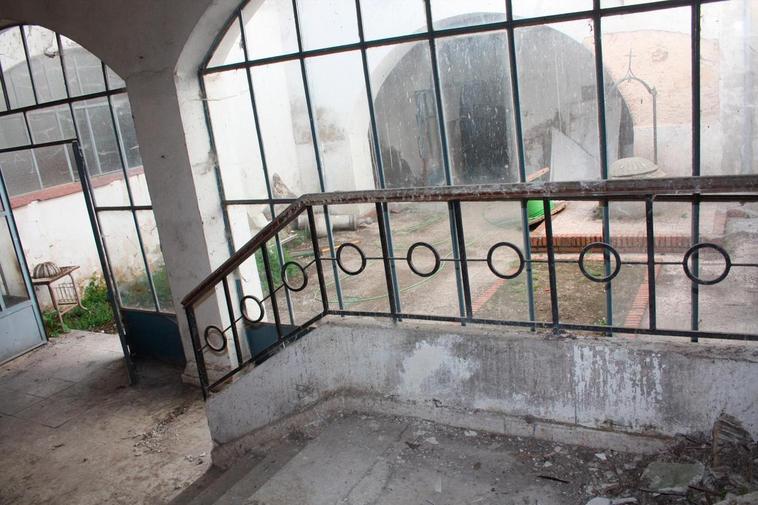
[182, 175, 758, 396]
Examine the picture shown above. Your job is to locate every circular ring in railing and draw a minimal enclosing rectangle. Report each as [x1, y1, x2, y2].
[240, 295, 265, 324]
[578, 242, 621, 283]
[336, 243, 367, 275]
[486, 242, 525, 280]
[682, 242, 732, 285]
[281, 261, 308, 292]
[204, 325, 227, 353]
[406, 242, 441, 277]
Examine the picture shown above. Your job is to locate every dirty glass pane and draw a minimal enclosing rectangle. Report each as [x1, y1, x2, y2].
[0, 215, 29, 308]
[515, 19, 601, 182]
[98, 211, 154, 310]
[250, 60, 321, 197]
[601, 7, 691, 177]
[35, 145, 75, 188]
[511, 0, 592, 19]
[0, 114, 30, 150]
[461, 201, 529, 322]
[697, 201, 758, 334]
[437, 31, 518, 185]
[73, 97, 129, 206]
[27, 105, 75, 144]
[431, 0, 506, 30]
[305, 51, 375, 192]
[0, 150, 40, 196]
[59, 36, 106, 97]
[242, 0, 299, 61]
[701, 0, 757, 176]
[136, 210, 173, 312]
[0, 28, 35, 109]
[367, 41, 445, 188]
[359, 0, 426, 40]
[607, 200, 651, 330]
[322, 203, 389, 313]
[204, 69, 268, 201]
[296, 0, 359, 50]
[23, 26, 67, 103]
[105, 66, 125, 90]
[111, 93, 150, 205]
[207, 15, 245, 68]
[389, 202, 459, 317]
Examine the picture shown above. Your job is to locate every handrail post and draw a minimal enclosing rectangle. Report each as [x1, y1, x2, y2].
[543, 198, 560, 332]
[260, 242, 283, 340]
[185, 305, 209, 398]
[451, 200, 473, 321]
[307, 206, 330, 315]
[376, 202, 399, 321]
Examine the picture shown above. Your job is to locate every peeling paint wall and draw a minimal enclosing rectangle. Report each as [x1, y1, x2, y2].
[207, 320, 758, 454]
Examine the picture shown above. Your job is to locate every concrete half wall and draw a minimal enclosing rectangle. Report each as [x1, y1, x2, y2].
[207, 319, 758, 464]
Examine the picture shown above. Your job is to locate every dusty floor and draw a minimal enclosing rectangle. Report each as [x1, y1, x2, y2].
[0, 331, 212, 505]
[171, 412, 758, 505]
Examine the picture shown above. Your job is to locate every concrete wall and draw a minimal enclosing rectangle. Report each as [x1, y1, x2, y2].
[207, 320, 758, 463]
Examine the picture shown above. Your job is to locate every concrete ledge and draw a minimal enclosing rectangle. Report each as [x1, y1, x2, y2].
[206, 319, 758, 466]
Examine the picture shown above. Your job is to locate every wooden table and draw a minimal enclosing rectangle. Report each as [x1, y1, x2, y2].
[32, 266, 85, 326]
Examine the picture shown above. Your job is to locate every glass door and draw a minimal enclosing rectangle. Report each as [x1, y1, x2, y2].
[0, 171, 45, 363]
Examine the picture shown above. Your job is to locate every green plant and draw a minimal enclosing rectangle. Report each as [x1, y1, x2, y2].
[42, 278, 115, 337]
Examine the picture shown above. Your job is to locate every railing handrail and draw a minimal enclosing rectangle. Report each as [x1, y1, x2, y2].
[182, 174, 758, 307]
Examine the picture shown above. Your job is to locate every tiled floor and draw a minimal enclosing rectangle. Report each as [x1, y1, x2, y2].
[0, 331, 212, 505]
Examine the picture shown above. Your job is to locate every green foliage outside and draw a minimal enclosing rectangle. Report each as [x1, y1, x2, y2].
[42, 264, 175, 337]
[120, 264, 174, 311]
[43, 278, 114, 337]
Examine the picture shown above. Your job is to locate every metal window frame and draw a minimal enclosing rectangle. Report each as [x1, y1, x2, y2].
[200, 0, 729, 336]
[0, 24, 173, 316]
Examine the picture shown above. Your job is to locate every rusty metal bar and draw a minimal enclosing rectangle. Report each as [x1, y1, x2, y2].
[182, 175, 758, 307]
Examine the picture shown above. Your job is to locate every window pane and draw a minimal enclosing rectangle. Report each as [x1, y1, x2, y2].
[601, 7, 691, 177]
[27, 105, 75, 144]
[368, 41, 445, 187]
[515, 19, 601, 181]
[701, 0, 757, 176]
[0, 114, 30, 150]
[432, 0, 506, 30]
[60, 36, 106, 97]
[98, 211, 154, 310]
[437, 31, 518, 184]
[512, 0, 592, 19]
[0, 150, 40, 196]
[111, 93, 150, 205]
[106, 66, 125, 90]
[35, 144, 75, 188]
[296, 0, 359, 50]
[23, 25, 67, 103]
[242, 0, 299, 61]
[136, 210, 173, 312]
[0, 28, 36, 108]
[250, 60, 321, 197]
[0, 216, 29, 308]
[359, 0, 426, 40]
[305, 51, 375, 191]
[205, 69, 268, 201]
[208, 15, 245, 68]
[73, 98, 129, 206]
